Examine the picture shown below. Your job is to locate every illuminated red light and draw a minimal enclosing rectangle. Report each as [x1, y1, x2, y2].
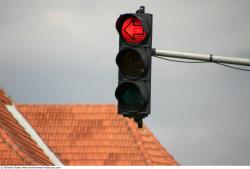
[121, 17, 147, 44]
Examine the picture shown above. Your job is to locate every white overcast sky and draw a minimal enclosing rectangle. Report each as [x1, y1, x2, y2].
[0, 0, 250, 165]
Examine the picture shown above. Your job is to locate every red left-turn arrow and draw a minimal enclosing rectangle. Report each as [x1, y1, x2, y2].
[121, 17, 147, 44]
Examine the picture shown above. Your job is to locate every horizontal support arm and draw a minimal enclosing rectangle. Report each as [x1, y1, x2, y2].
[153, 49, 250, 66]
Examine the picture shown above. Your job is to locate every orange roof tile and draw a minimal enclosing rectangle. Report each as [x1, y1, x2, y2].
[0, 90, 52, 165]
[17, 104, 178, 166]
[0, 89, 178, 166]
[0, 89, 12, 105]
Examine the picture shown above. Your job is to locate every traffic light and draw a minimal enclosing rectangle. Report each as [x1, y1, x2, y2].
[115, 6, 153, 128]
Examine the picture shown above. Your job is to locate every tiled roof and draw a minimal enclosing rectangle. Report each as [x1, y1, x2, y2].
[0, 89, 12, 105]
[0, 89, 52, 165]
[0, 89, 178, 165]
[17, 104, 178, 165]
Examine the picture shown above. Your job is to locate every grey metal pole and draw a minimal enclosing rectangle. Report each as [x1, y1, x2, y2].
[154, 49, 250, 66]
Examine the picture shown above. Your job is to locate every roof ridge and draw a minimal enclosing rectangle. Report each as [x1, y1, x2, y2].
[126, 119, 178, 165]
[126, 119, 152, 165]
[138, 126, 178, 165]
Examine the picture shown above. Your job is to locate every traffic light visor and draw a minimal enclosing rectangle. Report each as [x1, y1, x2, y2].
[116, 14, 148, 45]
[116, 48, 147, 80]
[115, 82, 147, 112]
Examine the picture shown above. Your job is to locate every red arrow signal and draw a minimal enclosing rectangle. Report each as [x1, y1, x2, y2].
[121, 17, 147, 44]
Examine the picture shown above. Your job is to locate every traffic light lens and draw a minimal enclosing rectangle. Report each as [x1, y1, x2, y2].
[121, 17, 147, 44]
[115, 83, 146, 112]
[117, 49, 146, 79]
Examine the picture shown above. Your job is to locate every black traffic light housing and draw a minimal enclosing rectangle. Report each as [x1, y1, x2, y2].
[115, 6, 153, 128]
